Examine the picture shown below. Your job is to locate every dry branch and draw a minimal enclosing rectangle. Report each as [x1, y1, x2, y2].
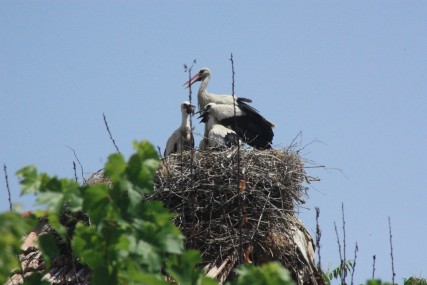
[3, 163, 12, 211]
[103, 113, 121, 154]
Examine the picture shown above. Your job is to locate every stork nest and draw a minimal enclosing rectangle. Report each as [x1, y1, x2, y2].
[150, 147, 322, 284]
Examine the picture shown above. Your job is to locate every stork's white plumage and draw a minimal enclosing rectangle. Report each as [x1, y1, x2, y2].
[199, 102, 274, 149]
[164, 101, 195, 157]
[198, 104, 239, 149]
[184, 67, 253, 111]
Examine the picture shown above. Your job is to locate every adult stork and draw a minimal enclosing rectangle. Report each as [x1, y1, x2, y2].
[199, 103, 274, 149]
[198, 103, 239, 149]
[164, 101, 195, 157]
[184, 67, 253, 111]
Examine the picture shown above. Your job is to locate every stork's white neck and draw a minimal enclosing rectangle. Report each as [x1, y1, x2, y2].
[181, 110, 191, 129]
[206, 115, 218, 132]
[197, 74, 210, 110]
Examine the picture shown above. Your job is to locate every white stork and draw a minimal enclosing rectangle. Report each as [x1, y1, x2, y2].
[184, 67, 253, 111]
[198, 103, 239, 149]
[164, 101, 195, 157]
[199, 103, 274, 149]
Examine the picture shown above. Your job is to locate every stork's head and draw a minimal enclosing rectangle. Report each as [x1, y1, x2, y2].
[184, 67, 211, 88]
[181, 101, 195, 115]
[197, 102, 216, 123]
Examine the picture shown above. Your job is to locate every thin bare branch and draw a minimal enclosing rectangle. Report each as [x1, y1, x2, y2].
[183, 60, 197, 245]
[103, 113, 121, 154]
[389, 217, 396, 284]
[156, 146, 163, 159]
[3, 164, 12, 211]
[372, 254, 376, 279]
[230, 53, 243, 265]
[65, 145, 85, 184]
[351, 242, 358, 285]
[184, 60, 196, 181]
[72, 161, 78, 183]
[342, 202, 347, 283]
[315, 206, 322, 271]
[334, 221, 345, 285]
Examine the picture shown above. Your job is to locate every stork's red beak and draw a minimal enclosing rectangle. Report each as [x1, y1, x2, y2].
[183, 73, 201, 89]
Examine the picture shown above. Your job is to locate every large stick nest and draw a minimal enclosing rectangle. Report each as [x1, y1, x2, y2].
[151, 147, 323, 285]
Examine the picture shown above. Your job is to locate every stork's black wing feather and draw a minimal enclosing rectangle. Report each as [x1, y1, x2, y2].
[237, 97, 253, 104]
[220, 111, 273, 149]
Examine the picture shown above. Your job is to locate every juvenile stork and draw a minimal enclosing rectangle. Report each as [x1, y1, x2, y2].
[184, 67, 253, 111]
[199, 103, 274, 149]
[164, 101, 195, 157]
[198, 104, 239, 149]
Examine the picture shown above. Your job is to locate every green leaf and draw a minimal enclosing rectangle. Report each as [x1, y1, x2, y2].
[367, 279, 383, 285]
[404, 278, 427, 285]
[0, 212, 38, 282]
[83, 184, 112, 225]
[133, 140, 159, 160]
[91, 267, 112, 285]
[105, 152, 127, 183]
[125, 141, 159, 194]
[233, 262, 295, 285]
[38, 234, 60, 269]
[135, 201, 184, 254]
[166, 250, 216, 285]
[22, 272, 50, 285]
[72, 224, 105, 270]
[36, 191, 64, 212]
[17, 165, 40, 195]
[120, 271, 169, 285]
[161, 231, 184, 254]
[135, 240, 163, 272]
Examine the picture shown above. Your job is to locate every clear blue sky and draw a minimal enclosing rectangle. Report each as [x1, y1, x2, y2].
[1, 2, 426, 284]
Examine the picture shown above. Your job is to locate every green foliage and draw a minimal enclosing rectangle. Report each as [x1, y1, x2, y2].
[22, 273, 50, 285]
[38, 234, 60, 269]
[322, 260, 354, 285]
[17, 166, 83, 239]
[0, 212, 38, 282]
[404, 277, 427, 285]
[166, 250, 218, 285]
[3, 140, 219, 284]
[230, 262, 295, 285]
[6, 139, 416, 285]
[365, 279, 392, 285]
